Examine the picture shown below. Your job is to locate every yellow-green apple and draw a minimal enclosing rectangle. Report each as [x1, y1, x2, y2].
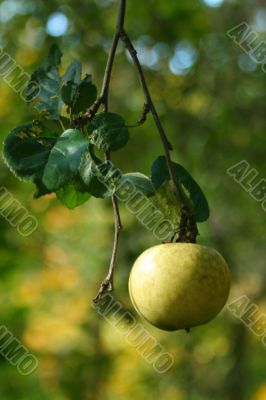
[129, 243, 230, 331]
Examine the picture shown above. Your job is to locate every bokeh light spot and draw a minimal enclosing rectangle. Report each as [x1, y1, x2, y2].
[46, 12, 68, 37]
[252, 7, 266, 32]
[238, 54, 257, 73]
[202, 0, 224, 8]
[169, 41, 198, 75]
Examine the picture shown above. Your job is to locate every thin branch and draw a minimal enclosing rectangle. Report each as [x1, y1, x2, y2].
[76, 0, 197, 243]
[137, 102, 150, 126]
[73, 0, 126, 125]
[93, 152, 122, 303]
[126, 102, 150, 128]
[93, 1, 126, 302]
[93, 180, 122, 303]
[93, 150, 122, 302]
[100, 0, 126, 110]
[119, 30, 197, 241]
[100, 34, 119, 112]
[59, 118, 66, 131]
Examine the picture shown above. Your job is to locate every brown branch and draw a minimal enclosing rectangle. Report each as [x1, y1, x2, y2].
[126, 102, 150, 128]
[93, 1, 126, 302]
[92, 0, 198, 302]
[137, 102, 150, 126]
[119, 30, 198, 242]
[93, 149, 122, 302]
[93, 178, 122, 303]
[100, 0, 126, 111]
[72, 0, 126, 125]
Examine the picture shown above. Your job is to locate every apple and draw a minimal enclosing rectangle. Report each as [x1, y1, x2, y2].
[129, 243, 230, 331]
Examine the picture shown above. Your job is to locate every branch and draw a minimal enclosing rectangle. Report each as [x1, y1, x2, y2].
[119, 30, 198, 242]
[100, 0, 126, 110]
[93, 175, 122, 303]
[72, 0, 126, 125]
[77, 0, 197, 243]
[93, 1, 126, 302]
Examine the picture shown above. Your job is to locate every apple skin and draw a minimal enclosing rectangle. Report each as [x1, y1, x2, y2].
[129, 243, 230, 331]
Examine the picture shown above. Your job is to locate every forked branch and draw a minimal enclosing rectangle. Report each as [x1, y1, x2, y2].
[93, 0, 198, 302]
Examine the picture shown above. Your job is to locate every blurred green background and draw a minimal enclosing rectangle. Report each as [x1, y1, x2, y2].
[0, 0, 265, 399]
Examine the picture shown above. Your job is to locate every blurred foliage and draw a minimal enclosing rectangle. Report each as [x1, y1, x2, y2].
[0, 0, 265, 399]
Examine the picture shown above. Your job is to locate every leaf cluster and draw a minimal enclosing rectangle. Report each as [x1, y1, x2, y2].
[3, 45, 209, 222]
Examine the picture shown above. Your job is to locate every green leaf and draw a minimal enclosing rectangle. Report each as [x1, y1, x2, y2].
[44, 117, 70, 136]
[88, 112, 129, 152]
[118, 173, 155, 197]
[34, 181, 51, 199]
[35, 67, 61, 120]
[62, 60, 82, 84]
[60, 75, 96, 112]
[151, 181, 181, 231]
[56, 179, 91, 209]
[25, 45, 63, 120]
[61, 74, 97, 114]
[3, 121, 56, 196]
[79, 149, 116, 198]
[151, 156, 170, 190]
[61, 81, 78, 107]
[72, 75, 97, 114]
[151, 156, 210, 222]
[43, 44, 62, 69]
[25, 45, 97, 119]
[43, 129, 89, 191]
